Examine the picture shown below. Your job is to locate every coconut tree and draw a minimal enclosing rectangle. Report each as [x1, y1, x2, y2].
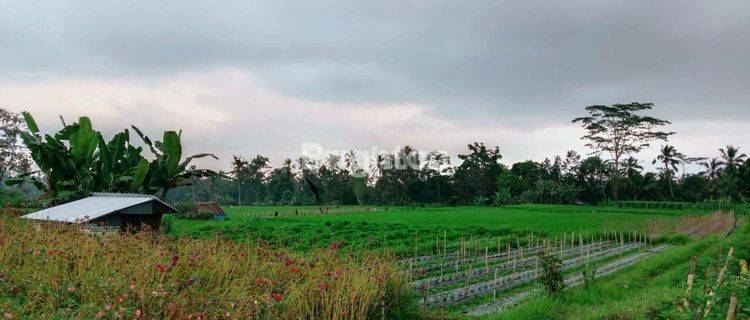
[719, 145, 747, 171]
[718, 145, 747, 199]
[699, 157, 723, 199]
[230, 155, 249, 205]
[700, 158, 723, 181]
[653, 145, 683, 198]
[425, 151, 451, 199]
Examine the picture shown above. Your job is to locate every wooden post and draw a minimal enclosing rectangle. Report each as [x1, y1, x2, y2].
[493, 267, 498, 299]
[726, 292, 737, 320]
[436, 235, 439, 255]
[485, 246, 489, 272]
[683, 256, 696, 309]
[497, 236, 501, 255]
[443, 230, 447, 258]
[506, 242, 511, 261]
[704, 247, 735, 317]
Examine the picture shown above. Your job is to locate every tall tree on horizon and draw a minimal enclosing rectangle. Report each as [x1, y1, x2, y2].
[230, 155, 249, 206]
[653, 145, 684, 198]
[719, 145, 747, 200]
[573, 102, 674, 200]
[0, 108, 32, 182]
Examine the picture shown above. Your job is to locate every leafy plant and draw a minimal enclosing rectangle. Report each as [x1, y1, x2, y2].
[6, 112, 217, 202]
[539, 250, 564, 295]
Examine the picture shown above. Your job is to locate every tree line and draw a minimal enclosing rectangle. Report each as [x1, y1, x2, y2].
[2, 104, 749, 207]
[168, 141, 749, 206]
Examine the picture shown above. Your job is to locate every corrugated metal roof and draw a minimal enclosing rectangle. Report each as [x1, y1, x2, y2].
[21, 193, 177, 223]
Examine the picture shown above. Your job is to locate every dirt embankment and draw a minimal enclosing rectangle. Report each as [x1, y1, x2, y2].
[674, 211, 737, 237]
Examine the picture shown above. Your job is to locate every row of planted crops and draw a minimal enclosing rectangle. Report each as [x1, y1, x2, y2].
[397, 229, 671, 315]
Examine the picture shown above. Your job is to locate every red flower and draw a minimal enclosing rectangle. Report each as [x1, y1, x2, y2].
[271, 293, 283, 302]
[333, 269, 344, 281]
[290, 267, 300, 274]
[319, 282, 329, 291]
[155, 263, 166, 273]
[171, 254, 179, 266]
[329, 242, 338, 251]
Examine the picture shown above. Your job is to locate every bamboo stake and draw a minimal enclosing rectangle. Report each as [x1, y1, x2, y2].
[497, 236, 501, 255]
[506, 242, 511, 261]
[493, 267, 498, 299]
[485, 247, 489, 272]
[683, 256, 696, 309]
[443, 230, 447, 258]
[703, 246, 735, 317]
[726, 292, 737, 320]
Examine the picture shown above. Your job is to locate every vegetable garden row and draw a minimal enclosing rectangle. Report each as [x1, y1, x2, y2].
[398, 230, 672, 314]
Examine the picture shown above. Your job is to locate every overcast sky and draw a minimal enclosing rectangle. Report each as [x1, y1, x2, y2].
[1, 1, 749, 171]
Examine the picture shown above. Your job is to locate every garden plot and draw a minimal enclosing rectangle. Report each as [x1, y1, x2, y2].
[466, 244, 674, 315]
[418, 241, 646, 308]
[411, 241, 614, 290]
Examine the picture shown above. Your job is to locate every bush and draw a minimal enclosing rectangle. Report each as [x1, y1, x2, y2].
[171, 202, 215, 220]
[538, 250, 564, 295]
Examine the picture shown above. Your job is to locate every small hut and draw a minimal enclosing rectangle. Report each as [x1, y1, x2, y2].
[195, 202, 226, 220]
[21, 193, 179, 234]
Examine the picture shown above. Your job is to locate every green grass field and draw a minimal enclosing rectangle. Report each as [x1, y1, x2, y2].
[170, 204, 705, 256]
[489, 222, 750, 320]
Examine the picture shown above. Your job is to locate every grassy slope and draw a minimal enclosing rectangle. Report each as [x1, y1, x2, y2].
[171, 204, 702, 256]
[485, 220, 750, 320]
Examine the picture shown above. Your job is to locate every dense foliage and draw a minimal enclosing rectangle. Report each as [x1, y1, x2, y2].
[168, 143, 750, 206]
[2, 110, 216, 202]
[3, 105, 749, 207]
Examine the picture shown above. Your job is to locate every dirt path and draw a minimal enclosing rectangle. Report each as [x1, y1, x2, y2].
[466, 244, 673, 315]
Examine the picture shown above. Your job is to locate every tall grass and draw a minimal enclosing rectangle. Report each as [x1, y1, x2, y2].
[0, 217, 417, 319]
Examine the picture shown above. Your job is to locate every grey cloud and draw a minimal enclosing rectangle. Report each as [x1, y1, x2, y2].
[2, 0, 750, 127]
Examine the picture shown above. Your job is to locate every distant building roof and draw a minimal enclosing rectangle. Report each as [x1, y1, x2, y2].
[21, 193, 178, 223]
[195, 202, 225, 215]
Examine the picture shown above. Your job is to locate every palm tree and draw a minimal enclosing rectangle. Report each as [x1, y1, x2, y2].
[718, 145, 747, 199]
[653, 145, 683, 198]
[719, 145, 747, 171]
[699, 157, 723, 198]
[699, 158, 723, 182]
[230, 155, 249, 206]
[620, 157, 643, 178]
[344, 150, 365, 177]
[325, 154, 341, 171]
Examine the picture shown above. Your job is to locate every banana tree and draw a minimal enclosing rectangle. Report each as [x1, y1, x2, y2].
[7, 113, 101, 201]
[131, 126, 218, 199]
[8, 113, 145, 201]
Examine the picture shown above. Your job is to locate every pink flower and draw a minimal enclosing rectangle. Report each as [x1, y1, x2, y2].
[135, 309, 142, 318]
[333, 269, 344, 280]
[155, 263, 166, 273]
